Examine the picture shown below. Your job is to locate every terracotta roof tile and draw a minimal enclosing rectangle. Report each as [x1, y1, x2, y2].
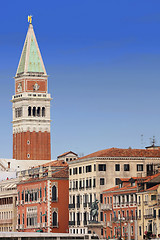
[52, 167, 69, 178]
[76, 147, 160, 160]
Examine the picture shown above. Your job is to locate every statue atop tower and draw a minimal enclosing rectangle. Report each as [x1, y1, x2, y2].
[11, 18, 52, 160]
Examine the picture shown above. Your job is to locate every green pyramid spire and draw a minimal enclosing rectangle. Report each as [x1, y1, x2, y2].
[16, 23, 47, 76]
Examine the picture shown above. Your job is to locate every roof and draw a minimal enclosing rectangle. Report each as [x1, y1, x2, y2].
[16, 23, 46, 76]
[34, 160, 68, 168]
[57, 151, 78, 158]
[76, 147, 160, 160]
[52, 167, 68, 178]
[103, 183, 137, 194]
[146, 184, 159, 192]
[143, 173, 160, 183]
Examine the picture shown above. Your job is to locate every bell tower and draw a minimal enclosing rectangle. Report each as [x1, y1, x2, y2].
[12, 18, 52, 160]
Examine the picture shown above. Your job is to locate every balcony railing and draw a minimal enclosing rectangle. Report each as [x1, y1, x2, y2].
[101, 204, 112, 211]
[144, 214, 153, 219]
[0, 219, 12, 224]
[0, 204, 13, 209]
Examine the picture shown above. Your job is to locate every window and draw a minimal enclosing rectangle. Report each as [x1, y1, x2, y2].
[115, 164, 120, 171]
[79, 167, 82, 174]
[137, 164, 143, 171]
[151, 195, 156, 200]
[100, 194, 103, 203]
[69, 169, 72, 175]
[66, 158, 68, 162]
[100, 178, 105, 185]
[138, 196, 141, 204]
[100, 212, 103, 221]
[139, 226, 142, 236]
[45, 211, 47, 222]
[52, 211, 57, 226]
[139, 210, 141, 218]
[27, 153, 30, 158]
[52, 186, 57, 201]
[98, 164, 106, 171]
[28, 106, 31, 116]
[15, 107, 22, 118]
[101, 228, 103, 236]
[93, 178, 96, 188]
[115, 178, 119, 185]
[37, 107, 40, 117]
[40, 212, 42, 223]
[86, 165, 92, 173]
[33, 107, 36, 116]
[18, 214, 20, 225]
[131, 226, 133, 236]
[124, 164, 130, 171]
[73, 168, 77, 175]
[94, 164, 96, 171]
[42, 107, 45, 117]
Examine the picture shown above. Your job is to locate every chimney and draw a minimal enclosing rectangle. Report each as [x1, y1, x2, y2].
[8, 162, 10, 169]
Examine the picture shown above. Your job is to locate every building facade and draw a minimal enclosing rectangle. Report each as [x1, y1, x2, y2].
[11, 20, 52, 160]
[102, 178, 138, 240]
[17, 160, 69, 233]
[68, 147, 160, 236]
[0, 178, 19, 232]
[137, 174, 160, 240]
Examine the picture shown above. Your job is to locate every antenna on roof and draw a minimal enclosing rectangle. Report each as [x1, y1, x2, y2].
[150, 136, 155, 146]
[141, 134, 144, 148]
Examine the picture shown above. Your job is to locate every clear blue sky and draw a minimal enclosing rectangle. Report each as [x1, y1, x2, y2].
[1, 0, 160, 159]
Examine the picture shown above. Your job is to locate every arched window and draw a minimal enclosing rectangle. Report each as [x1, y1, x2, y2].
[33, 107, 36, 117]
[52, 186, 57, 201]
[42, 107, 45, 117]
[52, 211, 57, 226]
[37, 107, 40, 117]
[28, 107, 31, 116]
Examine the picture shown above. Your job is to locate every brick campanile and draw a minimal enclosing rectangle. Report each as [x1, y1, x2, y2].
[11, 21, 52, 160]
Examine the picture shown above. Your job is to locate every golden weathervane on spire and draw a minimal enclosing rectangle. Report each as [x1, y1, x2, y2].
[28, 15, 32, 24]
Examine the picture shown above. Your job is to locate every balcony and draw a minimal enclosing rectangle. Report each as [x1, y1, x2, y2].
[0, 204, 13, 209]
[69, 221, 75, 226]
[0, 219, 12, 224]
[144, 214, 153, 219]
[69, 203, 75, 209]
[101, 204, 112, 211]
[143, 201, 148, 205]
